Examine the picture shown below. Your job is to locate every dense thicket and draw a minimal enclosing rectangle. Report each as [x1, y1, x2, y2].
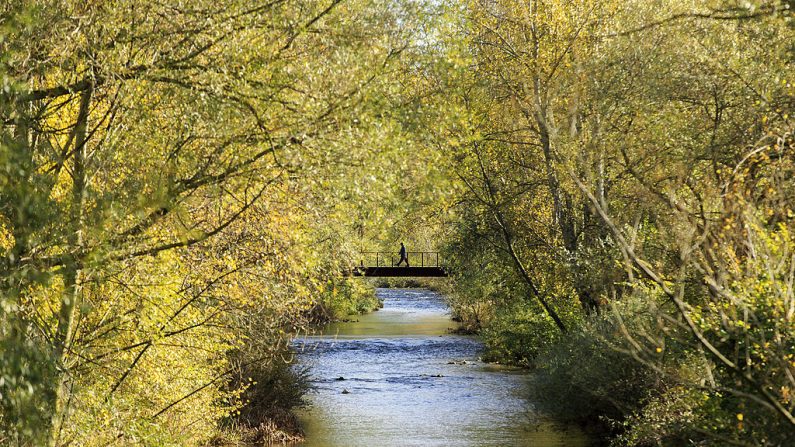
[432, 0, 795, 444]
[0, 1, 437, 445]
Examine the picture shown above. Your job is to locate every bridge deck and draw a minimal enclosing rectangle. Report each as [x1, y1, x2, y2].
[349, 251, 448, 277]
[352, 266, 448, 277]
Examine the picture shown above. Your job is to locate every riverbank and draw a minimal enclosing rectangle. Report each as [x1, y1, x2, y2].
[213, 281, 383, 446]
[442, 292, 690, 444]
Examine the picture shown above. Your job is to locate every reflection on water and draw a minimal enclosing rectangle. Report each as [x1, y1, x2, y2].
[293, 288, 590, 447]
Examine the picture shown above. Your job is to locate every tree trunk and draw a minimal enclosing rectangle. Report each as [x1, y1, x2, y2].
[533, 104, 602, 313]
[49, 85, 92, 447]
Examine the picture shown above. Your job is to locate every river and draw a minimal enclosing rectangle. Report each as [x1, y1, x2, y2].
[293, 288, 591, 447]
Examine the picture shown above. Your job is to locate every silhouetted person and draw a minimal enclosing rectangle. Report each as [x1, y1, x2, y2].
[397, 242, 409, 267]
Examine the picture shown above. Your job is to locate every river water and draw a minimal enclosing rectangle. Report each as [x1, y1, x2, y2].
[293, 288, 590, 447]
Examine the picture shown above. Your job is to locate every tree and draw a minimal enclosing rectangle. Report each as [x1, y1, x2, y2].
[0, 0, 424, 444]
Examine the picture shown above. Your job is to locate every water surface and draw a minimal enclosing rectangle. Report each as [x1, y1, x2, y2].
[294, 288, 589, 447]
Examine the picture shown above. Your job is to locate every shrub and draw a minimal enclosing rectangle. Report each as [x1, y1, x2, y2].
[480, 303, 562, 367]
[530, 309, 658, 439]
[223, 358, 310, 445]
[311, 277, 381, 323]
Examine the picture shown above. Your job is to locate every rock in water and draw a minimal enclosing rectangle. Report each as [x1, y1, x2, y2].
[341, 389, 351, 394]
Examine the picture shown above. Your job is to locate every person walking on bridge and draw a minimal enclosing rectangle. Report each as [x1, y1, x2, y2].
[397, 242, 410, 267]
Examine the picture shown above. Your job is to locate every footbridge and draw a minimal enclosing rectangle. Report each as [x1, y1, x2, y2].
[351, 251, 448, 277]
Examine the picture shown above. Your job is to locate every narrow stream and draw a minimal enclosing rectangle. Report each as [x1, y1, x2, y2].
[293, 288, 590, 447]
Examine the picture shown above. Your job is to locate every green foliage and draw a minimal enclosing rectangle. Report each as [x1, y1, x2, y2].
[533, 285, 795, 446]
[314, 278, 381, 321]
[531, 309, 657, 438]
[480, 304, 562, 367]
[0, 319, 54, 445]
[426, 0, 795, 444]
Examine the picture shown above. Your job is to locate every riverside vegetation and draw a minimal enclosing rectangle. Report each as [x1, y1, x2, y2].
[1, 1, 794, 446]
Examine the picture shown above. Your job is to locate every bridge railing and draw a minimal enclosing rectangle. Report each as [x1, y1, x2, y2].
[358, 251, 441, 268]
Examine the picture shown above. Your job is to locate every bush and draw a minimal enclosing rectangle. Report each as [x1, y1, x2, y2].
[223, 358, 310, 445]
[529, 287, 795, 446]
[480, 304, 562, 367]
[530, 310, 657, 439]
[310, 277, 381, 323]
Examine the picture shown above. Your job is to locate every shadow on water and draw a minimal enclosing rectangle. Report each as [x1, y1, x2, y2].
[293, 288, 591, 447]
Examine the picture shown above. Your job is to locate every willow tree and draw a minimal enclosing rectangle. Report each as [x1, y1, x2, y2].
[0, 0, 422, 444]
[430, 0, 795, 442]
[562, 1, 795, 442]
[430, 0, 625, 345]
[457, 0, 634, 314]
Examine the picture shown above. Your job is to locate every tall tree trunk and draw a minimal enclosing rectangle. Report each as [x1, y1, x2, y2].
[7, 101, 34, 275]
[524, 13, 601, 313]
[532, 104, 601, 313]
[49, 85, 92, 447]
